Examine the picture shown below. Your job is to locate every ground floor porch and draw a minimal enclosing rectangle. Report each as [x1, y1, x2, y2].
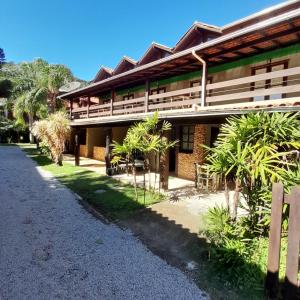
[63, 154, 195, 191]
[67, 119, 222, 189]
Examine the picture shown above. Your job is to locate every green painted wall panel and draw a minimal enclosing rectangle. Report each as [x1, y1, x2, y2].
[115, 43, 300, 95]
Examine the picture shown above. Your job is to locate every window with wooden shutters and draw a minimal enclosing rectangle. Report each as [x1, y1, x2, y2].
[123, 93, 134, 101]
[251, 60, 288, 101]
[190, 77, 212, 98]
[180, 125, 194, 153]
[150, 87, 166, 103]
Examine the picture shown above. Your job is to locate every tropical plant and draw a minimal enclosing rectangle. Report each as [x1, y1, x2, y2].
[32, 111, 70, 165]
[0, 79, 13, 98]
[111, 112, 177, 199]
[44, 64, 73, 112]
[0, 48, 5, 66]
[2, 59, 74, 143]
[203, 112, 300, 232]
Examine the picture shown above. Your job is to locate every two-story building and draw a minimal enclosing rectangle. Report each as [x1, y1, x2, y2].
[60, 0, 300, 188]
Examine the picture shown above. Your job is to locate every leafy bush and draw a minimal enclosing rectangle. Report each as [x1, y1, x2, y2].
[203, 112, 300, 235]
[32, 111, 70, 165]
[202, 206, 289, 292]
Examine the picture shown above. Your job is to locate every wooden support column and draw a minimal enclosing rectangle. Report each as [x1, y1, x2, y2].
[70, 99, 73, 119]
[111, 89, 115, 116]
[105, 128, 112, 175]
[265, 183, 284, 298]
[74, 130, 80, 166]
[201, 62, 207, 107]
[284, 187, 300, 299]
[159, 131, 170, 191]
[87, 96, 90, 118]
[145, 79, 149, 113]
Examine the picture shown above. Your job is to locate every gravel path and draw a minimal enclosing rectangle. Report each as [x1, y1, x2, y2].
[0, 147, 207, 300]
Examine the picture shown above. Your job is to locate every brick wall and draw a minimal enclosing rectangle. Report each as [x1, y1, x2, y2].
[177, 124, 208, 180]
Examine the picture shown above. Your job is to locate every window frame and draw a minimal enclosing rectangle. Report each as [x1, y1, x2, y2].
[179, 125, 195, 153]
[190, 77, 213, 97]
[251, 60, 288, 101]
[122, 93, 134, 101]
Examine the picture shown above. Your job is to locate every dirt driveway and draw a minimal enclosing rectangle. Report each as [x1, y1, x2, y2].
[0, 146, 207, 299]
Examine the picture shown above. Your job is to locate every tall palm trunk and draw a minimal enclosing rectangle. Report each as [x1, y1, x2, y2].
[132, 163, 138, 201]
[48, 92, 56, 113]
[145, 156, 151, 190]
[28, 114, 35, 144]
[154, 152, 158, 191]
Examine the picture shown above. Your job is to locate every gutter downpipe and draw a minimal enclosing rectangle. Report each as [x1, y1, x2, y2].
[192, 50, 207, 107]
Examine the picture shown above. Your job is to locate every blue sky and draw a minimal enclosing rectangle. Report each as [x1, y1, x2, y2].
[1, 0, 283, 81]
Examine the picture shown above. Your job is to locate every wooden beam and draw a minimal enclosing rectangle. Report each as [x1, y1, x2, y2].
[206, 25, 300, 59]
[70, 99, 73, 119]
[207, 83, 300, 103]
[87, 96, 90, 118]
[284, 187, 300, 299]
[105, 128, 112, 175]
[265, 183, 284, 298]
[111, 89, 115, 116]
[145, 79, 149, 113]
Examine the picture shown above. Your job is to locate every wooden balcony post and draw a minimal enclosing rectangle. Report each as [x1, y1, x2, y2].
[145, 80, 149, 113]
[201, 61, 207, 107]
[105, 128, 112, 175]
[74, 131, 80, 166]
[111, 89, 115, 116]
[87, 96, 90, 118]
[70, 99, 73, 119]
[265, 183, 284, 298]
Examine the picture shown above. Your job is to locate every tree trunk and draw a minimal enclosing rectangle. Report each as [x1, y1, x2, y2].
[132, 164, 138, 201]
[57, 153, 63, 166]
[48, 93, 56, 113]
[143, 167, 146, 205]
[154, 152, 158, 191]
[224, 178, 230, 212]
[28, 114, 34, 144]
[232, 179, 241, 220]
[145, 157, 151, 190]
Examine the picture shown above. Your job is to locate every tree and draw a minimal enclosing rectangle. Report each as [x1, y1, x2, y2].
[0, 79, 13, 98]
[44, 64, 73, 112]
[3, 59, 74, 143]
[111, 129, 141, 200]
[0, 48, 5, 66]
[203, 112, 300, 232]
[111, 112, 177, 199]
[10, 60, 49, 143]
[32, 111, 70, 165]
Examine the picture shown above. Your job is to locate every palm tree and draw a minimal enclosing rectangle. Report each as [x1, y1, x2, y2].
[32, 111, 70, 165]
[111, 112, 177, 199]
[11, 60, 49, 143]
[204, 112, 300, 226]
[4, 59, 74, 142]
[45, 64, 73, 112]
[111, 130, 141, 200]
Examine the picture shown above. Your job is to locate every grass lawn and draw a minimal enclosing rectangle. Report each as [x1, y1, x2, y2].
[19, 144, 163, 220]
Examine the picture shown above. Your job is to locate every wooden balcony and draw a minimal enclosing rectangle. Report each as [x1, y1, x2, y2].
[70, 66, 300, 120]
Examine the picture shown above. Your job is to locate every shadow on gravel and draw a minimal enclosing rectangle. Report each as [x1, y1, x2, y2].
[120, 206, 265, 300]
[20, 145, 265, 300]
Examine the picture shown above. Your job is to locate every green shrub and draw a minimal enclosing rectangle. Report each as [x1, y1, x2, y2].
[201, 206, 293, 294]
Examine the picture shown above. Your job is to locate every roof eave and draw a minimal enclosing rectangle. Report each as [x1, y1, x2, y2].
[60, 8, 300, 99]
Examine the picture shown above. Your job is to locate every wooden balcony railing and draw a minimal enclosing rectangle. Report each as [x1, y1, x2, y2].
[70, 66, 300, 120]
